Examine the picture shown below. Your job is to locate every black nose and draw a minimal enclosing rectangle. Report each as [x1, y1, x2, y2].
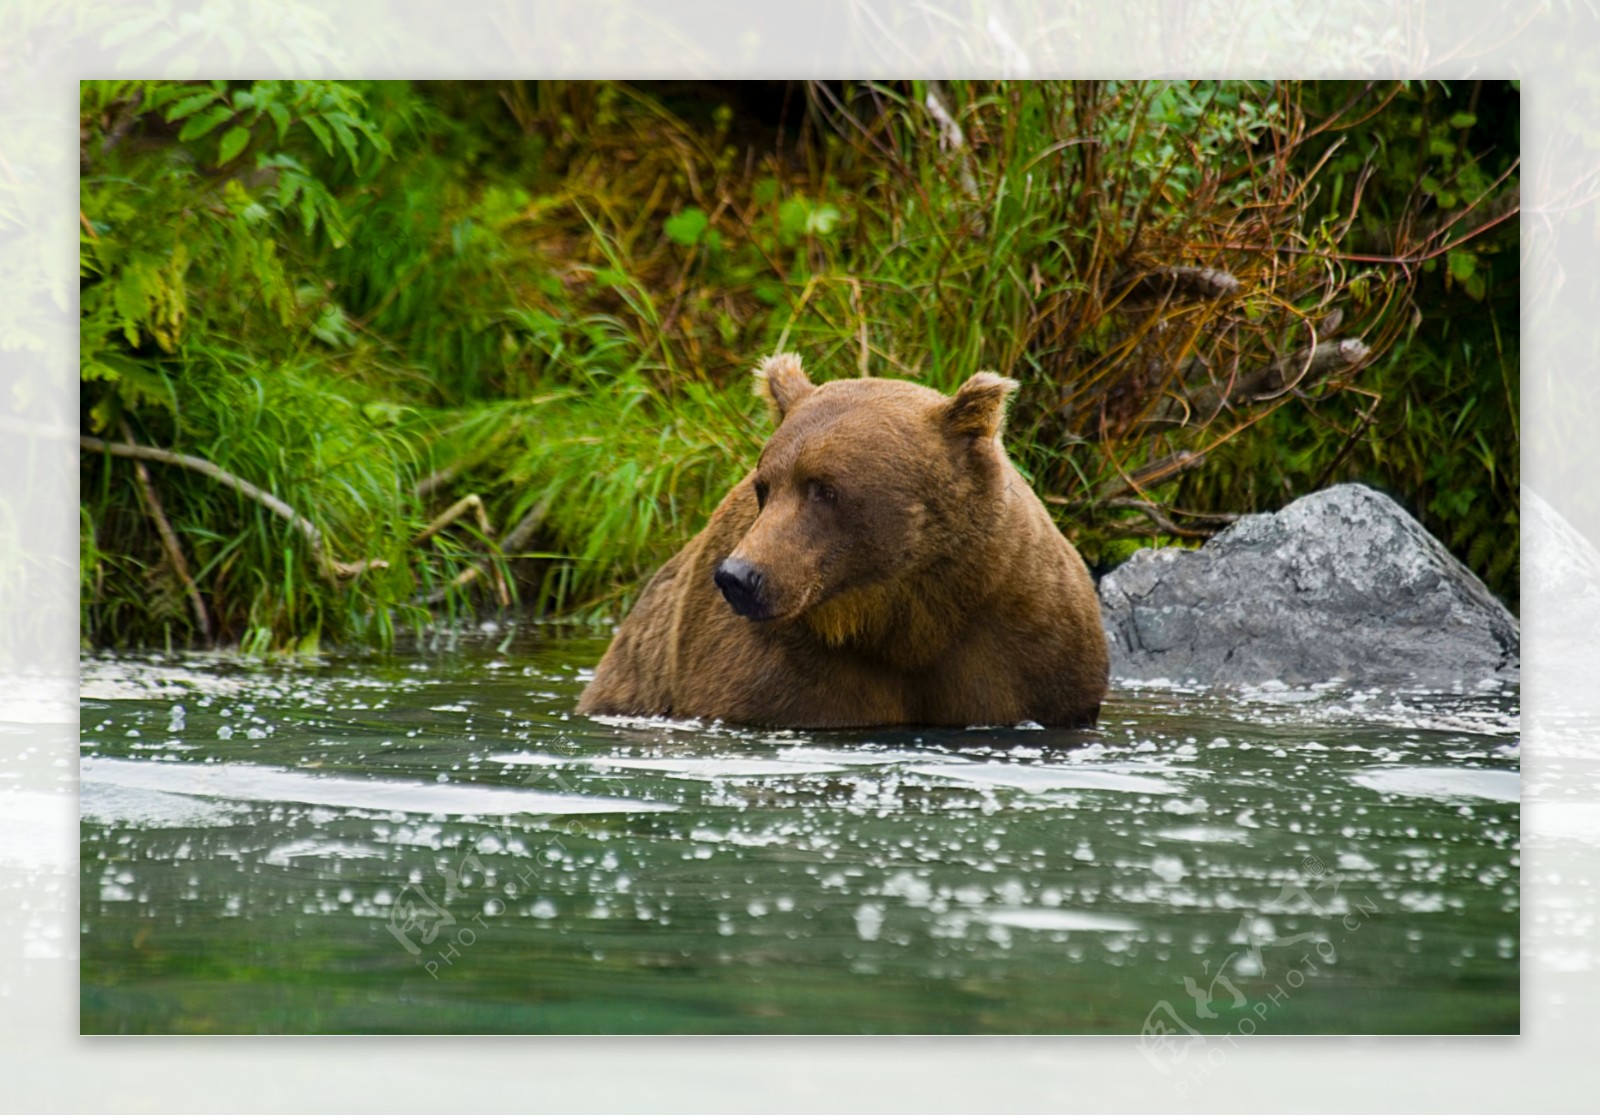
[714, 556, 768, 619]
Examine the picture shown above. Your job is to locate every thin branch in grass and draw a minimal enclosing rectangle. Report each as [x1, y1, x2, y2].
[1112, 266, 1242, 309]
[924, 81, 980, 207]
[501, 493, 556, 554]
[1147, 337, 1371, 427]
[413, 493, 489, 545]
[849, 277, 870, 376]
[1045, 494, 1232, 540]
[1187, 180, 1519, 266]
[412, 493, 510, 607]
[1361, 179, 1521, 258]
[79, 435, 381, 581]
[1310, 388, 1385, 491]
[93, 88, 144, 165]
[1095, 450, 1206, 502]
[120, 421, 212, 646]
[419, 492, 553, 607]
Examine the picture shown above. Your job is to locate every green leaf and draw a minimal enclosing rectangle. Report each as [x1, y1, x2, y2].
[217, 125, 251, 165]
[805, 204, 841, 236]
[88, 396, 117, 433]
[278, 169, 304, 210]
[777, 197, 809, 245]
[311, 302, 356, 348]
[165, 89, 220, 122]
[1449, 112, 1477, 129]
[177, 103, 235, 142]
[1447, 249, 1476, 282]
[362, 401, 407, 425]
[80, 360, 122, 383]
[303, 115, 334, 155]
[663, 207, 708, 247]
[267, 101, 292, 141]
[328, 114, 361, 167]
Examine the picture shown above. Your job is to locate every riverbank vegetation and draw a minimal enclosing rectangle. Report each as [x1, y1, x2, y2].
[79, 79, 1519, 650]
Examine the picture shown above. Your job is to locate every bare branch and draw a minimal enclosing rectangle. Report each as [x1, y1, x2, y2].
[412, 493, 510, 607]
[1045, 493, 1233, 539]
[80, 435, 382, 581]
[1095, 449, 1206, 502]
[1112, 266, 1242, 309]
[121, 422, 212, 645]
[413, 494, 488, 545]
[419, 492, 554, 607]
[1150, 337, 1370, 427]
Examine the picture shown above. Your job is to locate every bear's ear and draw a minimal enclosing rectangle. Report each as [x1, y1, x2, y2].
[940, 371, 1019, 442]
[753, 352, 815, 423]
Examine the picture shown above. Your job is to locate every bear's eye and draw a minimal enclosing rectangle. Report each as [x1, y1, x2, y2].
[753, 479, 770, 509]
[807, 479, 838, 505]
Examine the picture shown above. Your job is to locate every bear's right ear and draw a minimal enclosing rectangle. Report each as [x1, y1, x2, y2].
[753, 352, 815, 423]
[940, 371, 1019, 443]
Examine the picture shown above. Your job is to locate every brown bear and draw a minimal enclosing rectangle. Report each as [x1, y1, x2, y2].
[576, 353, 1109, 728]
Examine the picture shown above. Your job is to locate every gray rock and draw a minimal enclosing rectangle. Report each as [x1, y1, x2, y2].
[1097, 483, 1520, 687]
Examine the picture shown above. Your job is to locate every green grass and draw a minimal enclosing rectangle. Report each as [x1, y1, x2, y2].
[78, 79, 1520, 649]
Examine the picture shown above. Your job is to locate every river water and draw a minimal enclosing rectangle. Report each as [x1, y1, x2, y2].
[79, 629, 1519, 1035]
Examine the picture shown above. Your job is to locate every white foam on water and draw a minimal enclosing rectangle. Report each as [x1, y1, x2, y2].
[854, 902, 885, 941]
[1237, 682, 1326, 705]
[588, 755, 845, 779]
[1349, 765, 1520, 804]
[775, 746, 927, 767]
[485, 751, 570, 767]
[81, 756, 674, 816]
[80, 781, 243, 830]
[907, 762, 1182, 796]
[1155, 826, 1252, 844]
[586, 714, 710, 734]
[79, 659, 255, 702]
[264, 838, 386, 867]
[981, 908, 1142, 933]
[489, 751, 842, 780]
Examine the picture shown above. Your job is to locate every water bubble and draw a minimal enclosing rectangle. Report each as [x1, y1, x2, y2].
[854, 903, 884, 942]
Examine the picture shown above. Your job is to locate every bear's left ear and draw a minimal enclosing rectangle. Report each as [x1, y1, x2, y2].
[940, 372, 1019, 442]
[753, 352, 815, 423]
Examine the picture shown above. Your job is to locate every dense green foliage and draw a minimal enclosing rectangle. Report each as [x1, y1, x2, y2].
[79, 80, 1519, 649]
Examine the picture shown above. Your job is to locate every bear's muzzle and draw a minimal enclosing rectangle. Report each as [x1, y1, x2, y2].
[714, 556, 771, 620]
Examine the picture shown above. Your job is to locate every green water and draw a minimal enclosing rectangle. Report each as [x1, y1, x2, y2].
[79, 630, 1519, 1035]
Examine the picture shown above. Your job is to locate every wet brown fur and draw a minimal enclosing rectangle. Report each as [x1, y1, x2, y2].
[577, 354, 1109, 727]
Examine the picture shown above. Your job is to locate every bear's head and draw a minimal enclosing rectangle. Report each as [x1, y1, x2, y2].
[714, 352, 1020, 649]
